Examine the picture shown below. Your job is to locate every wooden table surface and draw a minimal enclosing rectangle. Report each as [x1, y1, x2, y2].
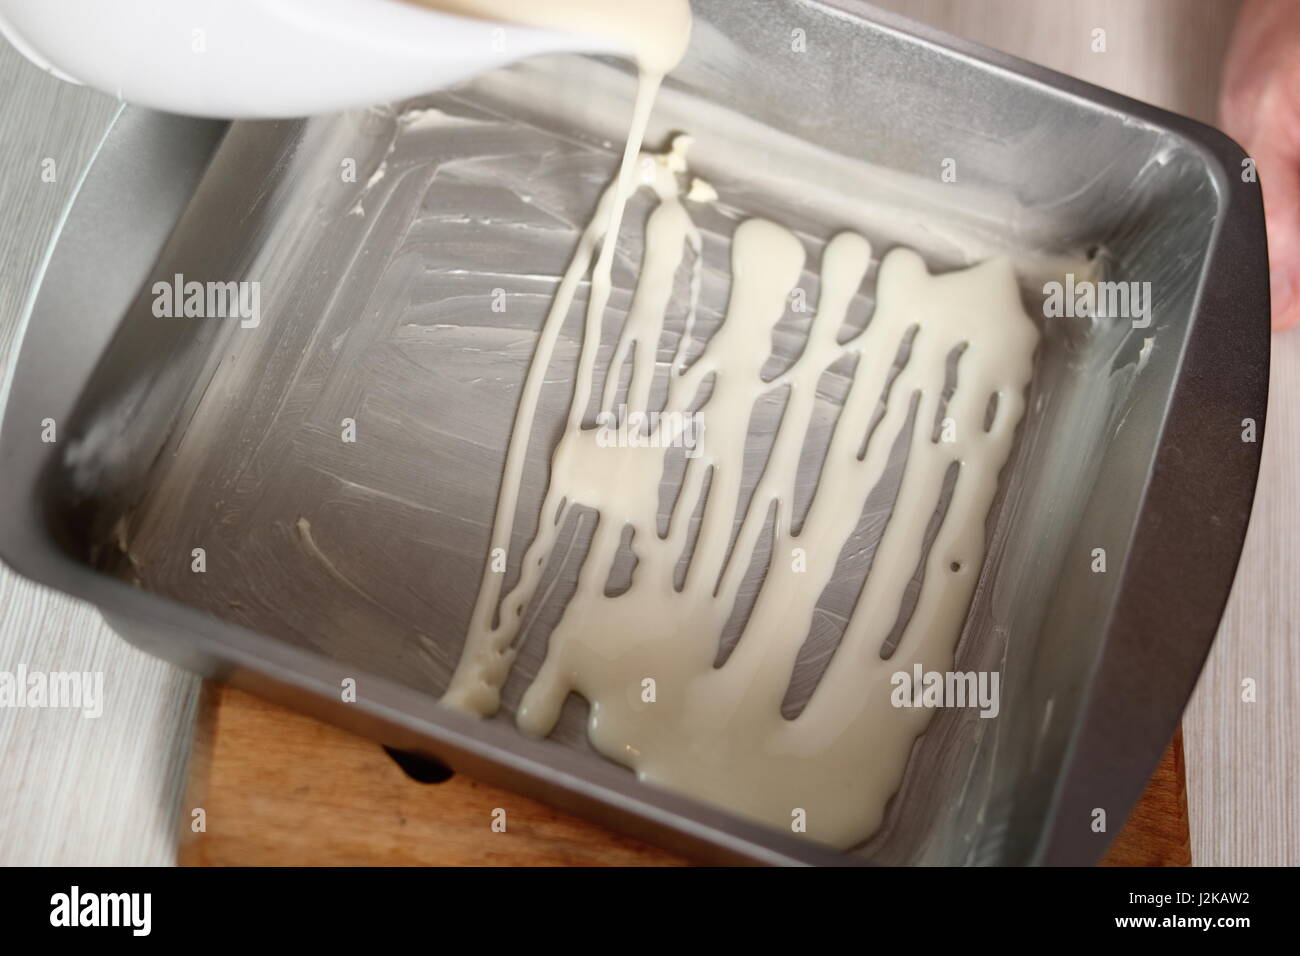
[1, 1, 1295, 866]
[180, 685, 1188, 866]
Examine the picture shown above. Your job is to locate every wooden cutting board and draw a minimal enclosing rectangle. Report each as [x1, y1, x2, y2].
[178, 682, 1190, 866]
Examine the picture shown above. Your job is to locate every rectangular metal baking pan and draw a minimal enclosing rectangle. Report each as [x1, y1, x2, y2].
[0, 0, 1268, 865]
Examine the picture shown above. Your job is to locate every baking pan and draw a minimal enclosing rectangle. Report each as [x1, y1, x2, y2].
[0, 0, 1269, 864]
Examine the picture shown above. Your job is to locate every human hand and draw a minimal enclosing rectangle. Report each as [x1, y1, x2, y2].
[1221, 0, 1300, 331]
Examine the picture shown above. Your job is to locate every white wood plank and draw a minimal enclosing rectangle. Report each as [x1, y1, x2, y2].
[0, 44, 198, 866]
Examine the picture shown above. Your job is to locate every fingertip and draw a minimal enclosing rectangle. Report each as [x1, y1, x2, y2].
[1272, 267, 1298, 331]
[1273, 297, 1300, 332]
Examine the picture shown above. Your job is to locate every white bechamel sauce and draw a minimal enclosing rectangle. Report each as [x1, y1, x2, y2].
[436, 0, 1039, 848]
[439, 0, 689, 710]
